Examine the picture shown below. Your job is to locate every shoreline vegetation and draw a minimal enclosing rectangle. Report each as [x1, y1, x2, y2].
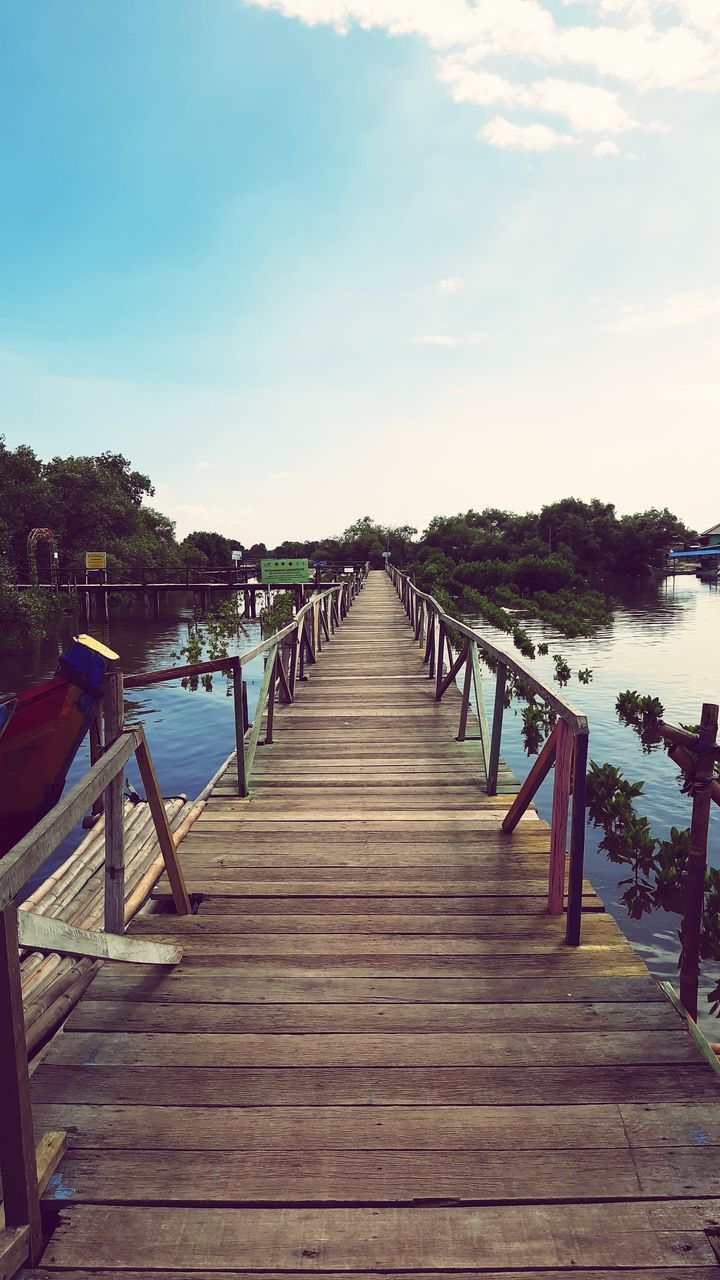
[0, 438, 694, 649]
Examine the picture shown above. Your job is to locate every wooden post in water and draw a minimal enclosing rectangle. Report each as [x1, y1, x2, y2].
[103, 667, 125, 934]
[679, 702, 719, 1020]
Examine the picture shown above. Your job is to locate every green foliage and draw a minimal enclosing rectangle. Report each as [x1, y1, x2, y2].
[520, 701, 557, 756]
[260, 591, 295, 639]
[577, 668, 593, 684]
[408, 499, 694, 641]
[593, 701, 720, 1013]
[616, 690, 664, 751]
[553, 654, 571, 686]
[171, 598, 242, 693]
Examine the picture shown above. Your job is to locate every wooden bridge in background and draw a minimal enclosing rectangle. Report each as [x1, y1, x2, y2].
[4, 570, 720, 1279]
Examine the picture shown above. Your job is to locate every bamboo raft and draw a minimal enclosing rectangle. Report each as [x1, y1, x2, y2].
[18, 796, 195, 1058]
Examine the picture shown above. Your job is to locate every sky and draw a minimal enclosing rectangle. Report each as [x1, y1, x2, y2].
[1, 0, 718, 544]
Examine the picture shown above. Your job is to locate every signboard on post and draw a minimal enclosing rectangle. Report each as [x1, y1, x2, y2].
[231, 551, 243, 562]
[260, 558, 309, 584]
[85, 552, 107, 571]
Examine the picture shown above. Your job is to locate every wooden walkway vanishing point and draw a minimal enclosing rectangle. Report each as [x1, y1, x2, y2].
[24, 571, 720, 1279]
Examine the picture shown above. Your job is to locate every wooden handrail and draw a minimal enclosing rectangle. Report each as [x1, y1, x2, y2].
[386, 561, 589, 948]
[387, 564, 587, 732]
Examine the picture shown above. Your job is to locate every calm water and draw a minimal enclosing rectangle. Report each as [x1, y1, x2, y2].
[470, 573, 720, 1033]
[2, 577, 719, 1029]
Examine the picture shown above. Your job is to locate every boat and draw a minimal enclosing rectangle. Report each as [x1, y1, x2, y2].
[0, 635, 119, 858]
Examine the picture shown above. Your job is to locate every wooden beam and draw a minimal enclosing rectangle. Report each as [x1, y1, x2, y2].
[436, 644, 469, 702]
[679, 702, 719, 1019]
[0, 905, 43, 1263]
[548, 719, 573, 915]
[245, 644, 280, 783]
[103, 668, 125, 935]
[17, 910, 182, 965]
[134, 735, 192, 916]
[502, 726, 558, 835]
[0, 1228, 30, 1280]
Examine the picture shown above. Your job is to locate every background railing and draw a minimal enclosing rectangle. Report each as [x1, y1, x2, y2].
[0, 566, 367, 1272]
[386, 563, 589, 947]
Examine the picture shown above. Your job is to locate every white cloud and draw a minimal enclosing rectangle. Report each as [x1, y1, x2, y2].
[438, 276, 462, 294]
[593, 140, 621, 156]
[439, 61, 643, 135]
[479, 117, 574, 151]
[604, 286, 720, 333]
[270, 470, 294, 479]
[412, 331, 488, 346]
[245, 0, 720, 150]
[194, 460, 213, 469]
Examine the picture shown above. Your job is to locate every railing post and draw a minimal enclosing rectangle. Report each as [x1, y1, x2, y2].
[435, 622, 446, 699]
[548, 718, 573, 915]
[487, 663, 506, 796]
[232, 658, 248, 797]
[0, 902, 43, 1264]
[88, 706, 105, 823]
[565, 730, 589, 946]
[679, 702, 719, 1018]
[265, 652, 278, 745]
[103, 666, 125, 934]
[289, 618, 300, 694]
[457, 650, 473, 740]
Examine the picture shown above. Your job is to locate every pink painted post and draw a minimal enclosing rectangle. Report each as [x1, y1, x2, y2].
[548, 719, 574, 915]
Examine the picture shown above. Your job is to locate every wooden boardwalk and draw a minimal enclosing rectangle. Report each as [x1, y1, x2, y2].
[27, 571, 720, 1279]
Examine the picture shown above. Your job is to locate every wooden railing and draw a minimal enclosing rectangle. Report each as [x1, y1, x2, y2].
[0, 567, 367, 1274]
[386, 564, 589, 946]
[124, 571, 366, 795]
[657, 706, 719, 1022]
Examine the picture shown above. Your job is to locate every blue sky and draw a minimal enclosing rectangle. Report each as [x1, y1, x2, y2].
[1, 0, 718, 543]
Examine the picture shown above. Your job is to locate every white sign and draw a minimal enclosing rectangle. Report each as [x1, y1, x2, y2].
[231, 551, 243, 561]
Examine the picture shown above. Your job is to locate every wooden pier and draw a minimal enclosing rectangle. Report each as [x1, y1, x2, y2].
[7, 571, 720, 1278]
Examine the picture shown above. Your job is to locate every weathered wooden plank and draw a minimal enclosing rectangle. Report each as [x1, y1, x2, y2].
[130, 912, 617, 938]
[18, 1271, 720, 1280]
[44, 1145, 719, 1205]
[31, 1063, 718, 1107]
[17, 912, 182, 966]
[39, 1202, 720, 1270]
[64, 997, 680, 1035]
[83, 971, 665, 1004]
[30, 1101, 632, 1152]
[48, 1029, 697, 1069]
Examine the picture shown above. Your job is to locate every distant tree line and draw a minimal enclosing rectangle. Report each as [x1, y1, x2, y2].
[0, 439, 695, 646]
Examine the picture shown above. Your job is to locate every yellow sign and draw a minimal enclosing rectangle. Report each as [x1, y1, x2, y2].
[85, 552, 107, 571]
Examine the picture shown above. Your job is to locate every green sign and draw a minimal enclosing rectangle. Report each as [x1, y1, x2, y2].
[260, 558, 309, 584]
